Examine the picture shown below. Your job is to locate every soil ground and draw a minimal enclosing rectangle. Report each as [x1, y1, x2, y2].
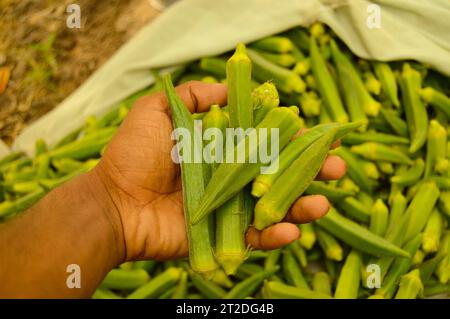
[0, 0, 160, 145]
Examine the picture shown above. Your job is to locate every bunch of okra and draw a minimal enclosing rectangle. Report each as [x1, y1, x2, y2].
[0, 23, 449, 299]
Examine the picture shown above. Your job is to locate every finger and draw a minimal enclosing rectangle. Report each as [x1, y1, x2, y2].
[134, 81, 227, 114]
[284, 195, 330, 224]
[316, 155, 346, 180]
[246, 223, 300, 250]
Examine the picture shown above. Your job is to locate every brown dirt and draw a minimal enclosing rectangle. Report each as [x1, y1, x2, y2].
[0, 0, 160, 145]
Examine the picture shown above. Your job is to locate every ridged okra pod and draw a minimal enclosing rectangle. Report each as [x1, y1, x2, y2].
[300, 91, 321, 117]
[282, 250, 309, 289]
[224, 267, 279, 299]
[163, 74, 218, 277]
[310, 38, 348, 123]
[316, 228, 343, 261]
[254, 50, 296, 68]
[247, 48, 305, 94]
[342, 131, 409, 146]
[252, 122, 360, 198]
[334, 250, 362, 299]
[299, 223, 317, 250]
[422, 209, 443, 253]
[369, 199, 389, 237]
[390, 158, 424, 186]
[425, 120, 448, 177]
[316, 208, 409, 257]
[375, 234, 421, 298]
[288, 240, 308, 267]
[399, 63, 428, 153]
[336, 197, 370, 223]
[420, 87, 450, 120]
[305, 181, 355, 202]
[254, 128, 337, 230]
[350, 142, 413, 165]
[188, 270, 227, 299]
[199, 57, 227, 78]
[193, 107, 302, 224]
[312, 272, 332, 296]
[92, 289, 122, 299]
[394, 269, 423, 299]
[251, 36, 294, 53]
[364, 71, 381, 95]
[373, 62, 400, 107]
[379, 108, 408, 138]
[262, 281, 331, 299]
[101, 269, 150, 290]
[127, 267, 181, 299]
[252, 82, 280, 126]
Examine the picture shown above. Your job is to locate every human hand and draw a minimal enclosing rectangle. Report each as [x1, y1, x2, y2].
[94, 81, 346, 263]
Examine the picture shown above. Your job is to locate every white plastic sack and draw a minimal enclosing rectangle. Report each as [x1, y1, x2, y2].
[8, 0, 450, 156]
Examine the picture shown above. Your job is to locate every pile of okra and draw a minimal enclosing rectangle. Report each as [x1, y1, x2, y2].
[0, 23, 449, 299]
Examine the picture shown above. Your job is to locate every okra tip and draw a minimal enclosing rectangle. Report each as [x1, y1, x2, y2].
[217, 254, 247, 276]
[251, 180, 269, 198]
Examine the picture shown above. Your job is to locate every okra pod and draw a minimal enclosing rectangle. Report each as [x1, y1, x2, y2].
[252, 122, 359, 198]
[369, 199, 389, 237]
[92, 289, 122, 299]
[189, 270, 227, 299]
[235, 262, 264, 280]
[251, 36, 294, 53]
[419, 232, 450, 282]
[373, 62, 400, 107]
[338, 178, 360, 194]
[350, 142, 413, 165]
[132, 260, 157, 273]
[390, 158, 424, 186]
[247, 48, 305, 94]
[262, 281, 331, 299]
[101, 269, 150, 290]
[305, 181, 355, 202]
[412, 250, 425, 267]
[300, 91, 321, 117]
[0, 152, 24, 169]
[51, 158, 83, 174]
[334, 250, 362, 299]
[252, 82, 280, 126]
[170, 271, 188, 299]
[422, 209, 443, 253]
[439, 191, 450, 218]
[379, 108, 408, 138]
[127, 267, 181, 299]
[399, 63, 428, 153]
[316, 208, 409, 258]
[336, 196, 370, 223]
[254, 128, 337, 230]
[0, 188, 46, 219]
[364, 71, 381, 95]
[316, 228, 343, 261]
[293, 59, 310, 76]
[419, 87, 450, 120]
[424, 120, 447, 177]
[375, 234, 421, 298]
[386, 192, 407, 236]
[163, 74, 218, 276]
[224, 267, 279, 299]
[264, 249, 282, 270]
[394, 269, 423, 299]
[310, 38, 348, 123]
[282, 250, 309, 289]
[312, 272, 332, 296]
[424, 282, 450, 297]
[285, 28, 310, 52]
[299, 223, 317, 250]
[199, 57, 227, 78]
[254, 50, 296, 68]
[288, 240, 308, 268]
[193, 107, 302, 223]
[342, 131, 409, 146]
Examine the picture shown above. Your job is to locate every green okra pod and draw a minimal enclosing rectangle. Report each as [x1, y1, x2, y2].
[199, 57, 227, 78]
[251, 36, 294, 53]
[193, 107, 302, 224]
[254, 128, 337, 230]
[316, 228, 343, 261]
[350, 142, 413, 165]
[399, 63, 428, 153]
[293, 59, 310, 76]
[373, 62, 400, 107]
[285, 28, 310, 52]
[310, 38, 348, 123]
[288, 240, 308, 268]
[224, 267, 279, 299]
[247, 48, 305, 94]
[386, 192, 407, 236]
[253, 50, 296, 68]
[101, 269, 150, 290]
[419, 87, 450, 120]
[299, 223, 317, 250]
[419, 232, 450, 282]
[369, 199, 389, 237]
[163, 74, 218, 277]
[188, 270, 227, 299]
[375, 234, 421, 298]
[412, 250, 425, 267]
[252, 82, 280, 126]
[300, 91, 321, 117]
[0, 152, 24, 169]
[439, 191, 450, 219]
[132, 260, 157, 273]
[127, 267, 182, 299]
[0, 188, 46, 219]
[312, 272, 332, 296]
[282, 250, 309, 289]
[424, 120, 448, 177]
[334, 250, 362, 299]
[304, 181, 355, 202]
[51, 158, 83, 174]
[262, 281, 332, 299]
[379, 108, 408, 138]
[364, 71, 381, 95]
[235, 263, 264, 280]
[422, 209, 443, 253]
[92, 289, 122, 299]
[424, 282, 450, 297]
[336, 196, 370, 223]
[316, 208, 409, 258]
[342, 131, 409, 146]
[394, 269, 423, 299]
[390, 158, 424, 187]
[252, 122, 360, 198]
